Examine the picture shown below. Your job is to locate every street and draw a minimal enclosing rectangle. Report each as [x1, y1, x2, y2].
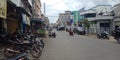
[40, 30, 120, 60]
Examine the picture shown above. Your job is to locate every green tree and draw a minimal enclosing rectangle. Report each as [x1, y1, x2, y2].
[82, 19, 90, 28]
[82, 19, 90, 34]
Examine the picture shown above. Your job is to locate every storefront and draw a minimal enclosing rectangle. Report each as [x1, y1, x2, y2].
[6, 0, 19, 34]
[6, 1, 31, 34]
[30, 18, 46, 37]
[0, 0, 7, 32]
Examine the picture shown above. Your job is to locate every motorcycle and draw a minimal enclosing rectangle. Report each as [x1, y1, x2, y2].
[97, 31, 109, 39]
[4, 33, 42, 58]
[69, 30, 74, 36]
[48, 31, 56, 38]
[113, 29, 120, 44]
[2, 53, 29, 60]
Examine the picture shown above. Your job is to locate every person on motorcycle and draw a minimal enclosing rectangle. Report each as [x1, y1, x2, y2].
[69, 27, 74, 36]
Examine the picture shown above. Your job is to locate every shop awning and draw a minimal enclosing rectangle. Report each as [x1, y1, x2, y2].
[30, 18, 44, 24]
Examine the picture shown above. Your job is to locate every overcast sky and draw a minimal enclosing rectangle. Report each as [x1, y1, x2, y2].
[41, 0, 120, 23]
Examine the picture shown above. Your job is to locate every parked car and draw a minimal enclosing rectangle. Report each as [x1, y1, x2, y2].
[76, 27, 85, 35]
[57, 26, 65, 31]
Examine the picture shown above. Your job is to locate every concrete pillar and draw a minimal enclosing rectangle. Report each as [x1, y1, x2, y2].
[96, 22, 100, 33]
[112, 19, 115, 30]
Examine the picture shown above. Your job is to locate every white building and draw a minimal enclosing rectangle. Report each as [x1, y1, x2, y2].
[58, 11, 71, 27]
[112, 3, 120, 29]
[80, 5, 113, 34]
[59, 13, 65, 27]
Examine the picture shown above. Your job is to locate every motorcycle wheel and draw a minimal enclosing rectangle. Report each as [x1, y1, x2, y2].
[4, 45, 16, 57]
[30, 45, 42, 58]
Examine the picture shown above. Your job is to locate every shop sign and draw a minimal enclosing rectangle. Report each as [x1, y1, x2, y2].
[26, 16, 30, 25]
[0, 0, 7, 19]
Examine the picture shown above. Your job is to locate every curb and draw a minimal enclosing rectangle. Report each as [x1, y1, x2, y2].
[86, 34, 116, 42]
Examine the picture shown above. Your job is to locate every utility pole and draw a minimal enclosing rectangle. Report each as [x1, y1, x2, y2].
[43, 3, 46, 16]
[32, 0, 35, 18]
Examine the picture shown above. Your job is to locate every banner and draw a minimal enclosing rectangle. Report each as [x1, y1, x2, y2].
[0, 0, 7, 19]
[26, 16, 30, 25]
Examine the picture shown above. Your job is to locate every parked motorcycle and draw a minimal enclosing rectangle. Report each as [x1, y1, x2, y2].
[4, 33, 42, 58]
[97, 31, 109, 39]
[48, 31, 56, 38]
[113, 28, 120, 44]
[2, 53, 29, 60]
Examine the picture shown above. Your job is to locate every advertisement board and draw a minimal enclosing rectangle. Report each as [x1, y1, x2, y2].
[0, 0, 7, 19]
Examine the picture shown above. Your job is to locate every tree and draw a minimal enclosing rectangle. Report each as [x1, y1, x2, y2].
[82, 19, 90, 34]
[82, 19, 90, 28]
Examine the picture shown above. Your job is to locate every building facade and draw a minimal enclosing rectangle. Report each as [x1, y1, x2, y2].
[59, 13, 65, 27]
[58, 11, 71, 27]
[0, 0, 7, 31]
[113, 3, 120, 29]
[65, 11, 71, 25]
[72, 11, 79, 26]
[32, 0, 42, 18]
[80, 5, 113, 34]
[9, 0, 32, 33]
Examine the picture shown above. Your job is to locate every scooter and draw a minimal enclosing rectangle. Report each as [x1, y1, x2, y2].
[69, 30, 74, 36]
[48, 31, 56, 38]
[113, 30, 120, 44]
[97, 32, 109, 39]
[114, 33, 120, 44]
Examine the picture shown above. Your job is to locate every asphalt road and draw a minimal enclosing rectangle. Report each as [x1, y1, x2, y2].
[39, 31, 120, 60]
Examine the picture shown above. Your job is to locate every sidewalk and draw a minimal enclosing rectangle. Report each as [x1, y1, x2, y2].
[87, 34, 116, 42]
[0, 45, 4, 59]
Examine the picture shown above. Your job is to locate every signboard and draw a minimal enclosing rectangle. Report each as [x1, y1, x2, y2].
[26, 16, 30, 25]
[0, 0, 7, 19]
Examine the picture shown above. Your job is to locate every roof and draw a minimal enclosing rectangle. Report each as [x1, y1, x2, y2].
[114, 3, 120, 7]
[88, 5, 112, 10]
[30, 18, 44, 24]
[80, 4, 112, 15]
[80, 10, 96, 15]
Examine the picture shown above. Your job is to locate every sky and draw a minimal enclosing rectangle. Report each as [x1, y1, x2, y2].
[40, 0, 120, 23]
